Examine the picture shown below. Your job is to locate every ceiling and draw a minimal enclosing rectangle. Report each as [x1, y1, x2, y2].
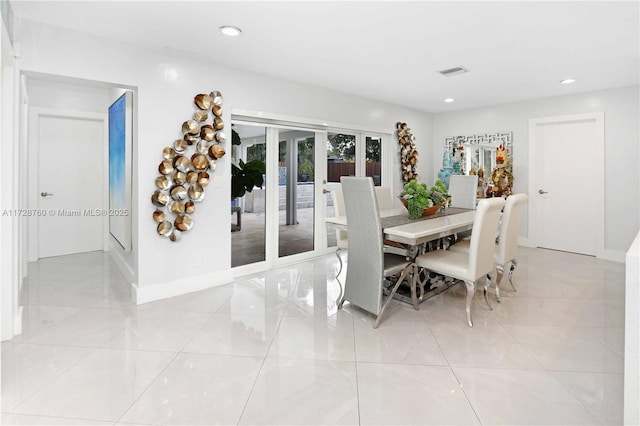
[11, 1, 640, 113]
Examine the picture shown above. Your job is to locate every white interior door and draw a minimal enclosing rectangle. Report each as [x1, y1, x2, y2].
[37, 114, 105, 258]
[530, 113, 604, 256]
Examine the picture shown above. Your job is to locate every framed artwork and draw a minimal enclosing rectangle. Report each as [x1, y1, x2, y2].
[108, 91, 132, 250]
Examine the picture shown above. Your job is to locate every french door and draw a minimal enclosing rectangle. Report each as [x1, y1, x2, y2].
[325, 130, 387, 248]
[231, 120, 330, 271]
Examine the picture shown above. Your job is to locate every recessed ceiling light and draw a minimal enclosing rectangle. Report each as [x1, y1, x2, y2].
[560, 78, 576, 85]
[219, 26, 242, 36]
[444, 98, 454, 103]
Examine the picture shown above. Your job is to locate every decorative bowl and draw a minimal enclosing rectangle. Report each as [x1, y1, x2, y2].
[399, 197, 450, 217]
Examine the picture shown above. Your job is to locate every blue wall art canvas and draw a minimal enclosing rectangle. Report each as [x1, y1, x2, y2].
[108, 92, 132, 250]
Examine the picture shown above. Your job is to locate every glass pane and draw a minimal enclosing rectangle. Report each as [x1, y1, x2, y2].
[231, 124, 267, 267]
[365, 135, 382, 186]
[279, 129, 315, 258]
[326, 132, 356, 247]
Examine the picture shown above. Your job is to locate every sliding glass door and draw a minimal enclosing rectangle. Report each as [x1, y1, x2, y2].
[325, 130, 386, 248]
[232, 119, 329, 270]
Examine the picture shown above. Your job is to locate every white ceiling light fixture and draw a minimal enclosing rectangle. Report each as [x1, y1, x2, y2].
[219, 26, 242, 36]
[560, 78, 576, 84]
[444, 98, 454, 103]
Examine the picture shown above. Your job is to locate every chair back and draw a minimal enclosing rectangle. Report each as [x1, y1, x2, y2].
[340, 176, 384, 315]
[496, 194, 528, 264]
[468, 197, 506, 279]
[449, 175, 478, 209]
[330, 189, 348, 249]
[374, 186, 394, 210]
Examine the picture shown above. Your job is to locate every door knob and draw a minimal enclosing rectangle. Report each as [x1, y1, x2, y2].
[322, 189, 330, 194]
[538, 189, 548, 194]
[40, 192, 54, 197]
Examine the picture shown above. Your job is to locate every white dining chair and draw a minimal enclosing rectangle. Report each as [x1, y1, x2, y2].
[413, 197, 505, 327]
[331, 185, 404, 276]
[374, 186, 395, 210]
[449, 193, 528, 302]
[330, 188, 348, 276]
[339, 177, 416, 328]
[449, 175, 478, 209]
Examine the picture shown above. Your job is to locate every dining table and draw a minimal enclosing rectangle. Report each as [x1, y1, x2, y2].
[326, 206, 476, 304]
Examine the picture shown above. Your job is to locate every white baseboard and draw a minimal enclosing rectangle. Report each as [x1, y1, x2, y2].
[133, 270, 234, 305]
[601, 249, 626, 263]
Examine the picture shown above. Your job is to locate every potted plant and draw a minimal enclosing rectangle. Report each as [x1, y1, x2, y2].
[298, 159, 314, 182]
[400, 179, 450, 219]
[231, 128, 266, 200]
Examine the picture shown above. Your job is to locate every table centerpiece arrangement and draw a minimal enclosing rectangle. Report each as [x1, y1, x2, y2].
[399, 179, 450, 219]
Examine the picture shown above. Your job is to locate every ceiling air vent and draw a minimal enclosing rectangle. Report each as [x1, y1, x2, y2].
[438, 66, 469, 77]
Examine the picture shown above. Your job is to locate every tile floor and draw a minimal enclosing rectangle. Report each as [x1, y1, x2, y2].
[1, 247, 625, 425]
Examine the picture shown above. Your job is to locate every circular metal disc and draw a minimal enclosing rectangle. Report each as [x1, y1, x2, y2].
[158, 160, 174, 175]
[156, 175, 170, 189]
[210, 91, 223, 106]
[157, 220, 172, 236]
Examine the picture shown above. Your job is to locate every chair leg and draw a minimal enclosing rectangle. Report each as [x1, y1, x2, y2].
[410, 265, 419, 310]
[375, 265, 412, 329]
[335, 248, 344, 277]
[483, 273, 493, 310]
[508, 259, 518, 292]
[464, 280, 475, 327]
[495, 265, 505, 303]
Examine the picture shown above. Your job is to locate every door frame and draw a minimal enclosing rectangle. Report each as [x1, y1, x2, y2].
[528, 112, 605, 258]
[27, 107, 109, 261]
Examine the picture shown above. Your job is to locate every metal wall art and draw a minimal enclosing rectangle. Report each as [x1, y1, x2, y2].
[152, 91, 226, 242]
[396, 122, 419, 183]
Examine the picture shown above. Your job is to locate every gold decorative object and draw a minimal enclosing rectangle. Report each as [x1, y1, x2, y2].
[170, 185, 187, 200]
[194, 94, 213, 110]
[183, 133, 198, 145]
[208, 144, 225, 159]
[174, 156, 190, 172]
[170, 201, 185, 214]
[157, 221, 172, 236]
[172, 171, 186, 185]
[214, 131, 226, 143]
[174, 214, 192, 231]
[182, 120, 199, 135]
[152, 210, 166, 222]
[159, 160, 174, 175]
[210, 91, 223, 105]
[197, 172, 210, 186]
[188, 184, 205, 202]
[196, 140, 209, 155]
[396, 122, 419, 183]
[191, 154, 209, 170]
[200, 125, 215, 141]
[163, 147, 176, 160]
[156, 176, 170, 189]
[152, 90, 225, 242]
[151, 190, 169, 207]
[193, 110, 209, 122]
[174, 138, 188, 153]
[186, 171, 198, 184]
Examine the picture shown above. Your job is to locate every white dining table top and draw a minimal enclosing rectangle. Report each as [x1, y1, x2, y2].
[326, 208, 476, 246]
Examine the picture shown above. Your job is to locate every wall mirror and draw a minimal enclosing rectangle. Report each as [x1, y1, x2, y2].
[443, 132, 513, 197]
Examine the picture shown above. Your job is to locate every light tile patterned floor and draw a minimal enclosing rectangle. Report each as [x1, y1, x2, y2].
[2, 247, 625, 425]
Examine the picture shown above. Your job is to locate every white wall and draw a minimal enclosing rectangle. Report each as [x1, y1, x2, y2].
[431, 86, 640, 256]
[14, 19, 432, 301]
